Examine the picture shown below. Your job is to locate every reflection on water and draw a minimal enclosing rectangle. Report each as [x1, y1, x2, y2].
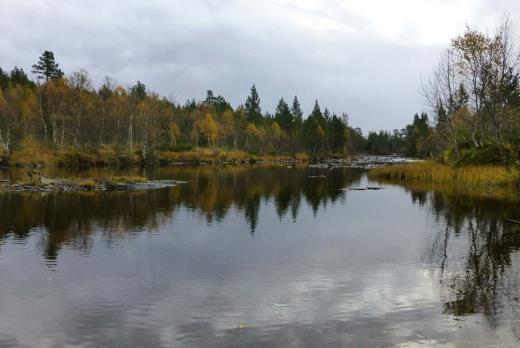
[1, 165, 520, 347]
[0, 166, 363, 261]
[410, 188, 520, 322]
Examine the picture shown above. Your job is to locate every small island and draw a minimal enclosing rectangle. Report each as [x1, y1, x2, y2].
[0, 174, 182, 193]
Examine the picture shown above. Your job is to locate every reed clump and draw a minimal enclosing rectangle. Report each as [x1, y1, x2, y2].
[369, 162, 520, 189]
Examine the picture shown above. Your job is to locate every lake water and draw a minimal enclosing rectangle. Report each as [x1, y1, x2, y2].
[1, 165, 520, 347]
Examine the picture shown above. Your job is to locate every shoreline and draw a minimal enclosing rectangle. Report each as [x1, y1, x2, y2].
[0, 144, 421, 170]
[0, 145, 314, 169]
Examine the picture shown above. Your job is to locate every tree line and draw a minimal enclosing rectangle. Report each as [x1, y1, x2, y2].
[364, 112, 431, 156]
[0, 51, 366, 160]
[4, 15, 519, 165]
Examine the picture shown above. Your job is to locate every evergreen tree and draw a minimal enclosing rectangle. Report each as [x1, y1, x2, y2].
[404, 112, 430, 156]
[213, 95, 231, 114]
[0, 68, 9, 90]
[130, 81, 147, 101]
[323, 108, 331, 121]
[183, 99, 197, 111]
[291, 96, 303, 127]
[245, 84, 262, 124]
[310, 100, 323, 120]
[329, 114, 346, 153]
[274, 98, 293, 133]
[205, 90, 216, 105]
[205, 90, 231, 114]
[98, 79, 114, 101]
[9, 67, 34, 87]
[31, 50, 64, 81]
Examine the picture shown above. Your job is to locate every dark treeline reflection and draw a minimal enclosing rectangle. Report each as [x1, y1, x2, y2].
[407, 187, 520, 324]
[0, 166, 363, 261]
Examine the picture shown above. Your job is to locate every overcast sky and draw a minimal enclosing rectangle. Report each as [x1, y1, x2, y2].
[1, 0, 518, 131]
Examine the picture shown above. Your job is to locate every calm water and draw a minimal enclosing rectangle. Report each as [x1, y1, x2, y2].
[1, 165, 520, 347]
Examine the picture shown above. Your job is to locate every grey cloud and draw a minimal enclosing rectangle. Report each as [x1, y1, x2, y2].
[2, 0, 519, 131]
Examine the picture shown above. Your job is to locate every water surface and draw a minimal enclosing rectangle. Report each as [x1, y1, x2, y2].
[1, 165, 520, 347]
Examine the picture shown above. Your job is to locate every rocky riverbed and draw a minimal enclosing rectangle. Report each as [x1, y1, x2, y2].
[309, 155, 417, 170]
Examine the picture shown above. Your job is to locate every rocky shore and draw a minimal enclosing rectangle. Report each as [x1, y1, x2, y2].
[0, 176, 183, 193]
[309, 155, 417, 170]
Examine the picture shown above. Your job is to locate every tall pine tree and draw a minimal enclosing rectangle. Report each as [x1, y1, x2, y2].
[291, 96, 303, 128]
[0, 68, 9, 90]
[130, 81, 147, 101]
[310, 100, 323, 120]
[274, 98, 293, 133]
[31, 50, 64, 81]
[245, 84, 262, 124]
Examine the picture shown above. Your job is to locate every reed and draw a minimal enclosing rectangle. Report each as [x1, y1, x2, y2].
[369, 162, 520, 188]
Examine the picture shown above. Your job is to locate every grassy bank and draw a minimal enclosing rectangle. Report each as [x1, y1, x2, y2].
[369, 162, 520, 202]
[369, 162, 520, 187]
[0, 141, 309, 168]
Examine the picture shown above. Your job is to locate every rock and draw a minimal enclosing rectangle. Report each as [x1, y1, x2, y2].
[40, 177, 57, 185]
[0, 178, 185, 193]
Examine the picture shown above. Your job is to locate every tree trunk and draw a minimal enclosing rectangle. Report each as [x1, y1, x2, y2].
[98, 105, 105, 149]
[38, 90, 48, 142]
[52, 114, 58, 146]
[128, 111, 134, 152]
[74, 108, 81, 149]
[61, 114, 65, 146]
[0, 129, 10, 153]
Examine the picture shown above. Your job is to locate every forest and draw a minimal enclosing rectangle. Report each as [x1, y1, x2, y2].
[0, 51, 368, 165]
[1, 16, 520, 166]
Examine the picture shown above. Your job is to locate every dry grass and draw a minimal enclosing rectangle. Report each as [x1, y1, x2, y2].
[77, 178, 97, 190]
[157, 148, 307, 164]
[293, 152, 310, 161]
[7, 142, 310, 168]
[104, 176, 147, 184]
[369, 162, 520, 188]
[158, 148, 251, 163]
[9, 139, 61, 166]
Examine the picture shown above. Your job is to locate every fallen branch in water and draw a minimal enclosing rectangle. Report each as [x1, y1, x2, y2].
[347, 186, 385, 191]
[505, 219, 520, 225]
